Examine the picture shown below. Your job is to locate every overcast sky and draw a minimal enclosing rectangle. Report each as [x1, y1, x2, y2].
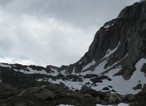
[0, 0, 140, 66]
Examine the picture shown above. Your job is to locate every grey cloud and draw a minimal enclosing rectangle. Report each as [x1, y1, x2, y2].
[0, 0, 140, 66]
[1, 0, 140, 28]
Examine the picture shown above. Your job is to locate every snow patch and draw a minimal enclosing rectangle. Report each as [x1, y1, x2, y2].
[50, 68, 59, 76]
[104, 25, 110, 29]
[79, 62, 82, 64]
[80, 60, 107, 75]
[26, 67, 48, 74]
[57, 104, 74, 106]
[118, 103, 129, 106]
[37, 58, 146, 95]
[94, 60, 107, 74]
[36, 58, 146, 95]
[81, 52, 125, 75]
[0, 63, 11, 68]
[104, 23, 114, 31]
[82, 59, 96, 71]
[93, 58, 146, 94]
[14, 67, 48, 75]
[60, 69, 66, 75]
[48, 78, 92, 91]
[104, 42, 120, 58]
[72, 67, 76, 75]
[82, 42, 121, 75]
[96, 103, 129, 106]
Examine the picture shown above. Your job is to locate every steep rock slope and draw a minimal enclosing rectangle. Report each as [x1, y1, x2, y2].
[58, 1, 146, 80]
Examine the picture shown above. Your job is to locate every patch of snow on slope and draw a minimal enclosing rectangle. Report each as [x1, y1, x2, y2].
[81, 55, 124, 75]
[72, 67, 76, 75]
[91, 68, 122, 93]
[104, 42, 120, 58]
[80, 42, 121, 75]
[60, 69, 66, 75]
[129, 58, 146, 89]
[15, 67, 48, 75]
[90, 51, 127, 75]
[26, 67, 48, 74]
[96, 103, 129, 106]
[50, 68, 59, 76]
[80, 60, 108, 75]
[57, 104, 74, 106]
[82, 59, 96, 71]
[118, 103, 129, 106]
[0, 63, 11, 68]
[36, 59, 146, 95]
[92, 58, 146, 94]
[80, 59, 119, 75]
[93, 60, 107, 74]
[79, 62, 82, 64]
[104, 25, 110, 29]
[49, 78, 92, 90]
[104, 23, 114, 31]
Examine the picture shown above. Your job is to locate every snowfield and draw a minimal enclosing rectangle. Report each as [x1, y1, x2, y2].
[1, 58, 146, 95]
[0, 63, 11, 68]
[57, 104, 74, 106]
[56, 103, 129, 106]
[39, 58, 146, 95]
[38, 58, 146, 95]
[96, 103, 129, 106]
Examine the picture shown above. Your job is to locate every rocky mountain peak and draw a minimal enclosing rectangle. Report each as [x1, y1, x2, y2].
[56, 1, 146, 80]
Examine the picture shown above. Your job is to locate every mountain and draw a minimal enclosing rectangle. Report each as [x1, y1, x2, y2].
[0, 1, 146, 106]
[59, 0, 146, 78]
[55, 0, 146, 94]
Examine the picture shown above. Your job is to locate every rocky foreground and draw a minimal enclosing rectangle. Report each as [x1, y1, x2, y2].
[0, 71, 146, 106]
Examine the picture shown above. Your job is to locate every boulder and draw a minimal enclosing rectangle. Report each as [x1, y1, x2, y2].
[34, 89, 55, 100]
[108, 93, 122, 104]
[109, 94, 117, 103]
[15, 104, 27, 106]
[80, 85, 99, 97]
[126, 94, 136, 101]
[18, 87, 40, 97]
[18, 86, 55, 100]
[133, 84, 142, 90]
[66, 92, 83, 99]
[102, 87, 110, 91]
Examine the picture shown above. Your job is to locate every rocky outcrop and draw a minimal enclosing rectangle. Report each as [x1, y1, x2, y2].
[1, 63, 144, 105]
[0, 83, 131, 106]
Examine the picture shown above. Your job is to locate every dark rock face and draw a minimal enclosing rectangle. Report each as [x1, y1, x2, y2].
[57, 1, 146, 80]
[133, 84, 142, 90]
[141, 63, 146, 76]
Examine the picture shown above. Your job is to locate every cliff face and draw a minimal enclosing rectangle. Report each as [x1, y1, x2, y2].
[58, 1, 146, 79]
